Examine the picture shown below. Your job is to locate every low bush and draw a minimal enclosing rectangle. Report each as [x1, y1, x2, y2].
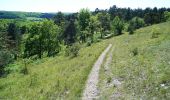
[65, 43, 80, 58]
[0, 50, 14, 76]
[151, 27, 161, 38]
[131, 47, 138, 56]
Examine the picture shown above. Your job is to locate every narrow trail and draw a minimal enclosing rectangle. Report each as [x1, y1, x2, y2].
[82, 44, 112, 100]
[98, 46, 122, 99]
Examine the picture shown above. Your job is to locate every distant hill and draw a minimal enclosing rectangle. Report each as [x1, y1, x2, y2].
[0, 11, 72, 19]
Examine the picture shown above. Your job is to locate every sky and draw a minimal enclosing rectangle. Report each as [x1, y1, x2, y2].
[0, 0, 170, 12]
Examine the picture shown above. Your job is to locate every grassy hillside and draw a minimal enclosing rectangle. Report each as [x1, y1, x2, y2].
[99, 21, 170, 99]
[0, 38, 113, 99]
[0, 21, 170, 99]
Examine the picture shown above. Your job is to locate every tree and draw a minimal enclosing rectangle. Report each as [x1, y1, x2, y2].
[20, 25, 27, 34]
[41, 20, 61, 56]
[108, 5, 117, 20]
[124, 7, 132, 21]
[88, 15, 100, 42]
[24, 23, 42, 58]
[53, 12, 65, 26]
[130, 17, 145, 29]
[7, 22, 21, 59]
[24, 20, 60, 58]
[0, 22, 14, 76]
[7, 23, 18, 40]
[78, 8, 91, 42]
[78, 8, 91, 30]
[112, 16, 124, 35]
[97, 12, 111, 38]
[63, 19, 77, 45]
[164, 11, 170, 21]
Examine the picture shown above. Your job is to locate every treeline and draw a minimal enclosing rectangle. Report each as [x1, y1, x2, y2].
[0, 11, 57, 19]
[1, 6, 170, 76]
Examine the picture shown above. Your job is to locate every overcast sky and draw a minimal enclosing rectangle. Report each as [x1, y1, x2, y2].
[0, 0, 170, 12]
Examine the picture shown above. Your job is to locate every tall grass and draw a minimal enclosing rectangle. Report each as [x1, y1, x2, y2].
[99, 21, 170, 99]
[0, 38, 113, 99]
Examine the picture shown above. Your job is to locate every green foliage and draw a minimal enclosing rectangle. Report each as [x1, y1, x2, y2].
[63, 20, 77, 45]
[131, 47, 138, 56]
[20, 25, 28, 34]
[112, 16, 124, 35]
[53, 12, 65, 26]
[128, 17, 145, 34]
[164, 11, 170, 21]
[128, 26, 134, 35]
[131, 17, 145, 29]
[0, 38, 111, 99]
[78, 8, 91, 31]
[24, 20, 61, 58]
[88, 15, 100, 42]
[144, 12, 161, 25]
[0, 22, 15, 76]
[7, 23, 18, 40]
[151, 27, 161, 38]
[65, 43, 80, 58]
[97, 12, 111, 31]
[78, 8, 91, 42]
[0, 50, 13, 75]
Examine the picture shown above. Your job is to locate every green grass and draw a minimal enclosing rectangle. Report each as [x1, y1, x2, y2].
[1, 21, 170, 100]
[0, 38, 113, 99]
[98, 21, 170, 99]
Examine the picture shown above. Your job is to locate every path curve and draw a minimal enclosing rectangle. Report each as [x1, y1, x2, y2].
[82, 44, 112, 100]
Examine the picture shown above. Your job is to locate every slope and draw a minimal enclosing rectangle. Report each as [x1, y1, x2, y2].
[0, 38, 113, 99]
[98, 21, 170, 99]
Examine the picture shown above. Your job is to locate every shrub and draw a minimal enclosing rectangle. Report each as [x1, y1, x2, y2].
[129, 29, 134, 35]
[151, 27, 161, 38]
[86, 37, 92, 46]
[112, 16, 124, 35]
[0, 50, 14, 76]
[128, 24, 135, 35]
[20, 59, 29, 75]
[65, 43, 80, 58]
[128, 17, 145, 34]
[131, 47, 138, 56]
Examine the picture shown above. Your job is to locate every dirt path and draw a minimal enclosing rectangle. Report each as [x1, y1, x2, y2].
[98, 45, 122, 99]
[82, 44, 112, 100]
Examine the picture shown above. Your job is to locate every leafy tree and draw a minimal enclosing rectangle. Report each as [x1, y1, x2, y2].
[124, 8, 132, 21]
[7, 23, 18, 40]
[24, 20, 60, 58]
[0, 23, 14, 76]
[63, 19, 77, 45]
[24, 23, 42, 58]
[53, 12, 65, 26]
[164, 11, 170, 21]
[88, 15, 100, 42]
[112, 16, 124, 35]
[98, 12, 111, 31]
[78, 8, 90, 30]
[97, 12, 111, 38]
[41, 20, 61, 56]
[20, 25, 27, 34]
[127, 17, 145, 34]
[65, 43, 80, 58]
[78, 8, 91, 42]
[108, 5, 117, 20]
[7, 22, 21, 59]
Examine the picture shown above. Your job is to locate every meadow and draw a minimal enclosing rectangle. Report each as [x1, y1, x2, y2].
[99, 21, 170, 99]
